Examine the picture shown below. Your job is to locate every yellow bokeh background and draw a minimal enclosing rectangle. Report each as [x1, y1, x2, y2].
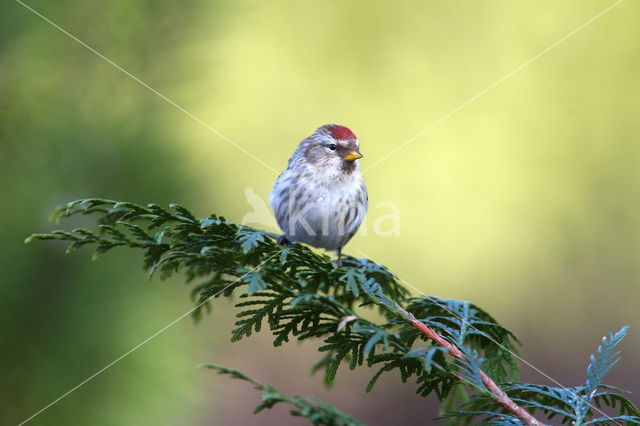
[2, 1, 638, 424]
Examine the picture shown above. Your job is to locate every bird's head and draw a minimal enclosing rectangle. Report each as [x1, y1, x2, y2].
[297, 124, 363, 174]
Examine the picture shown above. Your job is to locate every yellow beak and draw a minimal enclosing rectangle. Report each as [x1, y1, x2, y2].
[343, 151, 363, 161]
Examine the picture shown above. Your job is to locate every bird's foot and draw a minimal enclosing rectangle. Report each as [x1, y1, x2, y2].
[277, 235, 289, 246]
[333, 248, 343, 267]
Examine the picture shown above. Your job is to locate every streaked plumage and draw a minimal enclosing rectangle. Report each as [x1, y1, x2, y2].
[270, 124, 368, 262]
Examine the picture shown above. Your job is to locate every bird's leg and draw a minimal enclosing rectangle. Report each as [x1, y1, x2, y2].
[277, 235, 289, 246]
[335, 247, 343, 266]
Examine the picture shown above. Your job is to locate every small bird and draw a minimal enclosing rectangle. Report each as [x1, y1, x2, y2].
[270, 124, 368, 264]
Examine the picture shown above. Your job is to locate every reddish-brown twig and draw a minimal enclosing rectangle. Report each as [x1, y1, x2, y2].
[398, 309, 544, 426]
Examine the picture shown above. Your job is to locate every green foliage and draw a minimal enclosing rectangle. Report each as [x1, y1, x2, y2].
[406, 297, 520, 385]
[439, 327, 640, 425]
[200, 364, 363, 426]
[27, 199, 640, 424]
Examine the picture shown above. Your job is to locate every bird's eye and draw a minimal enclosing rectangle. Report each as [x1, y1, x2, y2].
[328, 144, 337, 151]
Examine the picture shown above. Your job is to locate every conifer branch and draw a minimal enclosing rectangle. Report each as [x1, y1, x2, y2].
[199, 364, 363, 425]
[399, 308, 544, 425]
[25, 199, 640, 425]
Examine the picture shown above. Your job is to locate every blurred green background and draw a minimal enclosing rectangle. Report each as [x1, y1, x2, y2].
[2, 0, 639, 424]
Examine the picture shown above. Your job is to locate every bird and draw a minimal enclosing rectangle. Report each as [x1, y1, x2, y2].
[270, 124, 368, 265]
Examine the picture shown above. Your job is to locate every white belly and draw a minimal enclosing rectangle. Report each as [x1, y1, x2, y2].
[270, 171, 367, 251]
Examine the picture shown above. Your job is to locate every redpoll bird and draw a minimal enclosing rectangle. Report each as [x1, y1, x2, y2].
[270, 124, 368, 264]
